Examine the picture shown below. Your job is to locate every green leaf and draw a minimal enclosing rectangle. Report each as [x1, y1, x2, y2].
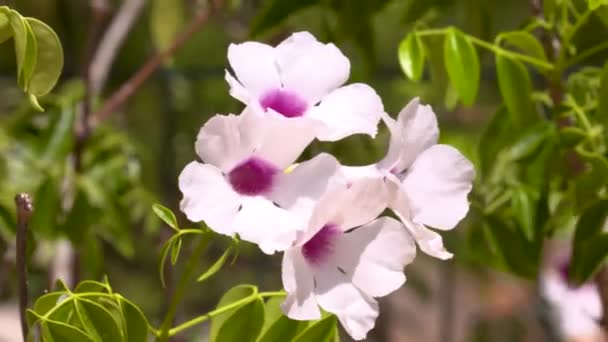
[0, 11, 13, 44]
[478, 106, 511, 177]
[42, 106, 76, 164]
[152, 204, 178, 231]
[30, 176, 60, 236]
[496, 31, 546, 61]
[292, 315, 338, 342]
[506, 123, 550, 161]
[511, 186, 536, 241]
[74, 299, 122, 342]
[571, 234, 608, 284]
[250, 0, 320, 37]
[598, 62, 608, 125]
[258, 297, 308, 342]
[24, 18, 64, 96]
[496, 53, 537, 129]
[170, 237, 182, 265]
[197, 247, 232, 282]
[443, 28, 480, 106]
[118, 297, 149, 342]
[42, 319, 93, 342]
[215, 298, 265, 342]
[7, 10, 37, 90]
[588, 0, 608, 10]
[210, 285, 258, 342]
[574, 199, 608, 247]
[559, 126, 588, 147]
[74, 280, 110, 294]
[149, 0, 184, 61]
[398, 32, 425, 82]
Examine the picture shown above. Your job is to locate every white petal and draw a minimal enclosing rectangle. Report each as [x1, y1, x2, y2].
[336, 217, 415, 297]
[178, 162, 240, 235]
[270, 153, 344, 215]
[281, 249, 322, 320]
[403, 144, 474, 230]
[314, 264, 379, 340]
[276, 32, 350, 105]
[387, 179, 453, 259]
[227, 42, 280, 97]
[336, 177, 389, 230]
[224, 70, 251, 103]
[378, 98, 439, 172]
[309, 84, 383, 141]
[233, 197, 306, 254]
[253, 112, 318, 168]
[194, 113, 256, 172]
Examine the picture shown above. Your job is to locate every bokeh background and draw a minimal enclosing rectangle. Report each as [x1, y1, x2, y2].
[0, 0, 596, 341]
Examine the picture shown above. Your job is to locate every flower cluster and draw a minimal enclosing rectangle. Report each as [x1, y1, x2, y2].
[178, 31, 475, 340]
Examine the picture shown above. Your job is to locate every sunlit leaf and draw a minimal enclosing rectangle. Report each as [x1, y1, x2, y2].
[398, 32, 425, 81]
[152, 203, 179, 231]
[588, 0, 608, 10]
[25, 18, 64, 96]
[74, 299, 122, 342]
[443, 28, 479, 106]
[496, 31, 546, 61]
[210, 285, 258, 342]
[118, 296, 149, 342]
[0, 11, 12, 44]
[7, 10, 37, 90]
[496, 53, 537, 129]
[170, 237, 182, 265]
[292, 315, 338, 342]
[197, 246, 232, 282]
[215, 298, 265, 342]
[42, 319, 93, 342]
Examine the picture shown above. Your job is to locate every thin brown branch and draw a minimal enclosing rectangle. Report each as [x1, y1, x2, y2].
[89, 0, 147, 95]
[15, 193, 33, 341]
[91, 5, 216, 126]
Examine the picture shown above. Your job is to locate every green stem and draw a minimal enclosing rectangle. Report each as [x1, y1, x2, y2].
[416, 28, 554, 70]
[157, 233, 211, 342]
[167, 291, 285, 337]
[566, 41, 608, 68]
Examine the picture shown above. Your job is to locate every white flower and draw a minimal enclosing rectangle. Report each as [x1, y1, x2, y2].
[178, 109, 320, 254]
[225, 31, 384, 141]
[541, 260, 603, 341]
[341, 98, 475, 259]
[279, 178, 416, 340]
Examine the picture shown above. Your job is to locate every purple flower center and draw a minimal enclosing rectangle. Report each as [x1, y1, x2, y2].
[228, 157, 279, 196]
[260, 88, 307, 118]
[302, 224, 341, 266]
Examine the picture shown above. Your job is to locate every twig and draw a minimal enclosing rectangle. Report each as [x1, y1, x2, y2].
[89, 0, 147, 95]
[15, 193, 33, 341]
[91, 5, 215, 125]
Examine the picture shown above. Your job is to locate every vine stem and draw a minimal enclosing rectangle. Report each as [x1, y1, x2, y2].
[15, 193, 33, 341]
[415, 28, 555, 70]
[157, 233, 212, 342]
[167, 291, 286, 337]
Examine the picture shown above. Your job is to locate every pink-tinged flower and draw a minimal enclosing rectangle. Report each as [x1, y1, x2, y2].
[279, 178, 416, 340]
[225, 31, 384, 141]
[541, 260, 603, 341]
[341, 98, 475, 259]
[178, 109, 320, 254]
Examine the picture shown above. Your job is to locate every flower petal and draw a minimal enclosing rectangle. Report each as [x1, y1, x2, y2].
[336, 217, 415, 297]
[276, 32, 350, 105]
[195, 113, 256, 172]
[309, 84, 383, 141]
[281, 249, 322, 320]
[314, 264, 379, 340]
[253, 112, 318, 168]
[387, 178, 453, 259]
[403, 144, 474, 230]
[178, 162, 240, 235]
[378, 98, 439, 173]
[233, 196, 306, 254]
[227, 41, 280, 98]
[271, 153, 344, 215]
[225, 70, 251, 103]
